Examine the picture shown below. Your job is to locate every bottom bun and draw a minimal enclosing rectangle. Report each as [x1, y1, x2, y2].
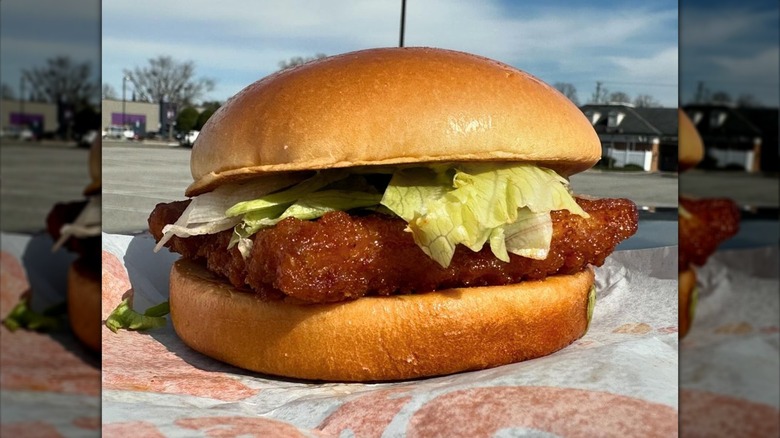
[170, 259, 595, 382]
[679, 268, 697, 338]
[68, 258, 101, 351]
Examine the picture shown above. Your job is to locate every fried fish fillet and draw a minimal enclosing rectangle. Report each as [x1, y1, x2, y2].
[679, 197, 740, 270]
[149, 197, 638, 303]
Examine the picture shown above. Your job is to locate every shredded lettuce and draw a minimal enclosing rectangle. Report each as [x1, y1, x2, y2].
[381, 163, 588, 267]
[158, 163, 587, 269]
[105, 299, 170, 333]
[154, 173, 306, 252]
[2, 299, 65, 332]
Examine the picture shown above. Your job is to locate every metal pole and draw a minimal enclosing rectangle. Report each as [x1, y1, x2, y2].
[399, 0, 406, 47]
[122, 76, 127, 130]
[19, 76, 25, 127]
[122, 76, 127, 131]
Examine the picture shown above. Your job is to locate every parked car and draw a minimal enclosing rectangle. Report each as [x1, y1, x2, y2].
[1, 126, 36, 141]
[180, 130, 199, 147]
[78, 130, 98, 147]
[103, 125, 136, 140]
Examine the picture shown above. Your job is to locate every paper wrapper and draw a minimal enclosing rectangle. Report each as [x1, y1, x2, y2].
[100, 232, 678, 437]
[0, 233, 101, 437]
[680, 246, 780, 437]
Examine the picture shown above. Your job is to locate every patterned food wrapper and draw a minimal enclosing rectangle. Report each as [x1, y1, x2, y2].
[100, 233, 680, 437]
[0, 233, 101, 437]
[680, 246, 780, 437]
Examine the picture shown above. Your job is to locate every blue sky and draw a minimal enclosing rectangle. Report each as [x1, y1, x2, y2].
[0, 0, 101, 100]
[5, 1, 776, 109]
[98, 0, 679, 107]
[680, 0, 779, 105]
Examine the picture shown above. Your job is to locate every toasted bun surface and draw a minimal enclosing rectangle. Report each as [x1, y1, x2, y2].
[679, 268, 696, 338]
[187, 47, 601, 196]
[68, 258, 101, 351]
[170, 258, 594, 382]
[679, 109, 704, 172]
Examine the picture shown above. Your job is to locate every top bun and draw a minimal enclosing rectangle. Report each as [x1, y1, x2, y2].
[188, 47, 601, 196]
[678, 109, 703, 171]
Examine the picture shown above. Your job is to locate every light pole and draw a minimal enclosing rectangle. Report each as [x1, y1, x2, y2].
[19, 76, 25, 128]
[122, 75, 128, 130]
[399, 0, 406, 47]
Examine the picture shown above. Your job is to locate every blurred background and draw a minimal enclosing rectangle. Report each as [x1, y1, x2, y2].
[1, 1, 102, 436]
[679, 0, 779, 224]
[679, 1, 779, 437]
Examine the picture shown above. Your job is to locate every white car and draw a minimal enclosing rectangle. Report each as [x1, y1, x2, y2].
[103, 125, 136, 140]
[79, 130, 98, 147]
[181, 130, 199, 146]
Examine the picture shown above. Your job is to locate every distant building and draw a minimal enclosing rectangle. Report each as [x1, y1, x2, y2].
[0, 99, 58, 136]
[681, 104, 761, 172]
[681, 104, 771, 173]
[100, 99, 211, 138]
[740, 107, 779, 173]
[580, 104, 678, 172]
[102, 99, 161, 137]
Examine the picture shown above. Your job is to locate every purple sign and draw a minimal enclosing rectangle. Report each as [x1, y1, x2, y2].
[111, 113, 146, 126]
[9, 113, 44, 128]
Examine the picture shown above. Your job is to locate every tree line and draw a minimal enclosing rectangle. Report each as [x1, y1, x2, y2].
[553, 82, 663, 107]
[2, 54, 765, 139]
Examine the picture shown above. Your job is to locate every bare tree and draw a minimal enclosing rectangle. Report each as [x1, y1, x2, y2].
[736, 93, 761, 108]
[21, 56, 98, 105]
[553, 82, 579, 105]
[710, 91, 732, 104]
[124, 56, 216, 106]
[1, 82, 14, 99]
[633, 94, 660, 108]
[102, 83, 118, 100]
[608, 91, 632, 104]
[278, 53, 327, 71]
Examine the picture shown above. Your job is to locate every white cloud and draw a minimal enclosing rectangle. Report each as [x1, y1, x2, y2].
[680, 7, 774, 48]
[606, 47, 679, 84]
[102, 1, 678, 105]
[711, 47, 780, 84]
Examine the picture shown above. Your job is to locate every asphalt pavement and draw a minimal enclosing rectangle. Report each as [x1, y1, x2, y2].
[1, 140, 91, 233]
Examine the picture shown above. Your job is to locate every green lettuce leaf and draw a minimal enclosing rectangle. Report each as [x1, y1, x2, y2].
[225, 170, 350, 218]
[168, 162, 586, 269]
[154, 173, 306, 252]
[2, 299, 65, 332]
[227, 189, 383, 257]
[381, 163, 588, 267]
[105, 299, 169, 333]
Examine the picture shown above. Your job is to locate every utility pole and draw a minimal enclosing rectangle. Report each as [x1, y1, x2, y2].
[595, 81, 602, 103]
[694, 81, 706, 103]
[19, 76, 25, 128]
[399, 0, 407, 47]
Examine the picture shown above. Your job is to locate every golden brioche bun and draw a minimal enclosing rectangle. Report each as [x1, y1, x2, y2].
[679, 268, 696, 338]
[187, 47, 601, 196]
[67, 257, 101, 351]
[679, 109, 704, 172]
[170, 259, 595, 382]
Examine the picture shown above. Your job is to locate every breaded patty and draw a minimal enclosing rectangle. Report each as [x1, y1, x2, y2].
[149, 197, 638, 303]
[679, 196, 740, 269]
